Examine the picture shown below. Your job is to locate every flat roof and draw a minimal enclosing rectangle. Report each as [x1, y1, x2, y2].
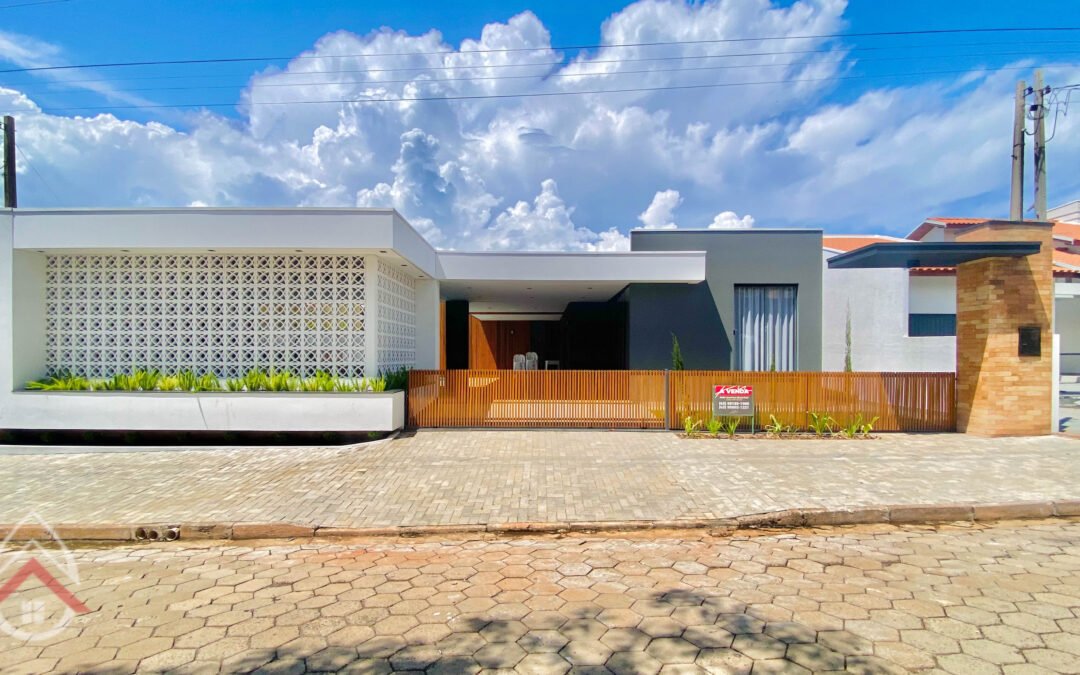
[630, 227, 823, 234]
[827, 241, 1042, 269]
[438, 250, 706, 283]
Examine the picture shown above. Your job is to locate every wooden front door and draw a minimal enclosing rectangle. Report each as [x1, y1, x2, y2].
[469, 317, 532, 369]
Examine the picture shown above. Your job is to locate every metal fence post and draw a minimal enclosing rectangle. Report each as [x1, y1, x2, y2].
[663, 369, 671, 430]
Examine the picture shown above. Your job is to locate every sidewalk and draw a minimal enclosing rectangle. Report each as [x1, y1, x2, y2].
[0, 430, 1078, 531]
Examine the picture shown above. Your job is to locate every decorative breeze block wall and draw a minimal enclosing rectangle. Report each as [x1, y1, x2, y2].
[376, 258, 417, 372]
[44, 254, 367, 378]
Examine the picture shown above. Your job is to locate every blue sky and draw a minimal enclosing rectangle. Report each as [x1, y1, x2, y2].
[7, 0, 1079, 116]
[2, 0, 1080, 247]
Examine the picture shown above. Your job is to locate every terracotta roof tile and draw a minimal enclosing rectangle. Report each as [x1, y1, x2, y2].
[1054, 248, 1080, 269]
[1053, 221, 1080, 244]
[822, 235, 907, 253]
[925, 217, 991, 226]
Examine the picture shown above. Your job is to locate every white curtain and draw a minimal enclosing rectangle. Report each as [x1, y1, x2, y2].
[734, 285, 798, 371]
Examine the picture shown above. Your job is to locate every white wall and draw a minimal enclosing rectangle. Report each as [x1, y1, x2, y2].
[909, 275, 957, 314]
[1056, 295, 1080, 374]
[822, 251, 955, 372]
[1, 391, 404, 431]
[919, 226, 947, 242]
[0, 211, 14, 393]
[1049, 201, 1080, 223]
[414, 279, 440, 369]
[11, 251, 45, 386]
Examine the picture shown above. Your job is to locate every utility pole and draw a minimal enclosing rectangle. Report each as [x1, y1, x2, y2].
[1010, 79, 1026, 220]
[1033, 70, 1048, 221]
[2, 115, 15, 208]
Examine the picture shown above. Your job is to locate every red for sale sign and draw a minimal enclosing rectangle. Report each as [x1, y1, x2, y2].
[713, 385, 754, 416]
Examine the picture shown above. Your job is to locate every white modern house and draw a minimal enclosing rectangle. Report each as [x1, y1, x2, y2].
[0, 208, 718, 432]
[822, 202, 1080, 374]
[26, 202, 1076, 433]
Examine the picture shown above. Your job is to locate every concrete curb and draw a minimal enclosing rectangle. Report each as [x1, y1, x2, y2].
[3, 499, 1078, 543]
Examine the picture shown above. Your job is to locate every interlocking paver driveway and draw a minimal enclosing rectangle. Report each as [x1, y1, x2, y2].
[2, 520, 1079, 673]
[0, 431, 1078, 528]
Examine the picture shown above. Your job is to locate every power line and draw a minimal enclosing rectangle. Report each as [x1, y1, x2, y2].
[4, 26, 1080, 74]
[11, 38, 1070, 88]
[0, 0, 70, 8]
[15, 49, 1075, 97]
[39, 64, 1039, 113]
[14, 144, 64, 205]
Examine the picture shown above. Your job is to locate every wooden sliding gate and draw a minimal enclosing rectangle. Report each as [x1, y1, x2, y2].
[407, 370, 956, 431]
[408, 370, 667, 429]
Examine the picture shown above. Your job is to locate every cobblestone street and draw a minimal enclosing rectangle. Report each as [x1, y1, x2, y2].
[2, 520, 1079, 673]
[0, 431, 1078, 529]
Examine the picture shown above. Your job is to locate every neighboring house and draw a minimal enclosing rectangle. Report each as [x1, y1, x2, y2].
[0, 208, 823, 432]
[823, 203, 1080, 373]
[822, 235, 956, 372]
[1051, 200, 1080, 223]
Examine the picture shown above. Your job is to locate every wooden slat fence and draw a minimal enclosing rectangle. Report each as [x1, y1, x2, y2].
[669, 371, 955, 432]
[408, 370, 956, 432]
[408, 370, 666, 428]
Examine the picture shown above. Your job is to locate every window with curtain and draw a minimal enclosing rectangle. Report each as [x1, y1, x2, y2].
[734, 285, 798, 371]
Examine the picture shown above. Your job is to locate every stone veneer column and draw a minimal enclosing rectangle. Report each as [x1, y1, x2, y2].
[953, 221, 1053, 435]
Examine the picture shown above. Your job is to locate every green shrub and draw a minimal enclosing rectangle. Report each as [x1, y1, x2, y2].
[334, 377, 360, 392]
[859, 415, 879, 438]
[682, 415, 701, 436]
[380, 367, 409, 390]
[764, 414, 792, 437]
[243, 369, 268, 392]
[808, 411, 835, 437]
[671, 333, 685, 371]
[176, 369, 198, 391]
[721, 417, 741, 438]
[26, 373, 92, 391]
[839, 415, 861, 439]
[132, 369, 161, 391]
[26, 367, 392, 393]
[706, 417, 723, 437]
[266, 370, 294, 392]
[368, 376, 388, 392]
[197, 373, 220, 392]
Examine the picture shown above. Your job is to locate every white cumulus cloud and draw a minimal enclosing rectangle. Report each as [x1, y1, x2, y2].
[472, 179, 629, 251]
[709, 211, 755, 229]
[638, 189, 682, 229]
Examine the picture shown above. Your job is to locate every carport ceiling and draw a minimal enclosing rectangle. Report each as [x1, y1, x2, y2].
[440, 280, 625, 308]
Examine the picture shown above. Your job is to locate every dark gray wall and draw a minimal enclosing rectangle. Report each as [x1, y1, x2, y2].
[626, 229, 823, 371]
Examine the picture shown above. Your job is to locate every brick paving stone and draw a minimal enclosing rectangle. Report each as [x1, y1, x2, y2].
[694, 648, 753, 674]
[0, 431, 1077, 529]
[0, 520, 1077, 672]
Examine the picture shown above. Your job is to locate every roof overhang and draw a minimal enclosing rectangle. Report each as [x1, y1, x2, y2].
[827, 241, 1042, 269]
[437, 250, 707, 313]
[437, 250, 706, 283]
[9, 207, 442, 278]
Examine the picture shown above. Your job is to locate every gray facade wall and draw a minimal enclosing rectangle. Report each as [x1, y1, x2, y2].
[626, 229, 823, 371]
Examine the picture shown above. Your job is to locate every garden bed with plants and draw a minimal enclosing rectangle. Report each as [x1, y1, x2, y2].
[680, 412, 880, 440]
[25, 367, 410, 393]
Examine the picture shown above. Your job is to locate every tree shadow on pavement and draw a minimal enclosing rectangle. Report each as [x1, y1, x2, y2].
[81, 587, 907, 674]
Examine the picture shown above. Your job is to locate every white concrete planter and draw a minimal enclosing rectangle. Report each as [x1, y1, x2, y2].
[1, 390, 405, 431]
